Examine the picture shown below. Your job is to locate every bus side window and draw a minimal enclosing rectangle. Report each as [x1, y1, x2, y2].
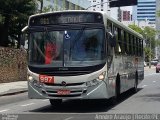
[126, 32, 129, 55]
[113, 26, 119, 54]
[106, 31, 114, 69]
[121, 30, 125, 54]
[118, 27, 122, 53]
[138, 38, 140, 56]
[135, 37, 138, 56]
[141, 39, 143, 56]
[124, 31, 127, 55]
[132, 36, 135, 55]
[107, 20, 112, 33]
[129, 34, 133, 55]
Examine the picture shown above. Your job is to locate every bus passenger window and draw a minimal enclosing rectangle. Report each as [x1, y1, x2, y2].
[107, 20, 112, 33]
[118, 28, 123, 54]
[113, 26, 119, 54]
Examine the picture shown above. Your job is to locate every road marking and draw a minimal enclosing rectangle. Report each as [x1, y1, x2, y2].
[0, 109, 9, 113]
[64, 117, 73, 120]
[153, 81, 156, 82]
[42, 99, 48, 102]
[142, 85, 148, 88]
[21, 103, 35, 107]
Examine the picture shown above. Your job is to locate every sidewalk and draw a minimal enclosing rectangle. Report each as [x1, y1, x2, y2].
[144, 65, 156, 71]
[0, 81, 27, 96]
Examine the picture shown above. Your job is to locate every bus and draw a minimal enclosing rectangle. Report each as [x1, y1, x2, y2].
[21, 10, 144, 105]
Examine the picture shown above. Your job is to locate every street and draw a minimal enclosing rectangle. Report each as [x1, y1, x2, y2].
[0, 67, 160, 120]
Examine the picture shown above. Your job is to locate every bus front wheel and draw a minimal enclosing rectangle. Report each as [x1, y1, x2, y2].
[49, 99, 62, 106]
[111, 74, 121, 105]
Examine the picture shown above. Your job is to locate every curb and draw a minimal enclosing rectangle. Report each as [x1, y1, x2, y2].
[0, 89, 28, 97]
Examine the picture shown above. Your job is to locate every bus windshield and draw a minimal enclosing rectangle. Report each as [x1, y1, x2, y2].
[29, 27, 105, 67]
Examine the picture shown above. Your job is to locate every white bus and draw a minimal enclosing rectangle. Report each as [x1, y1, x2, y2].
[21, 10, 144, 105]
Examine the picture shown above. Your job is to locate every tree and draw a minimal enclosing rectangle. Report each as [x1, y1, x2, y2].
[157, 10, 160, 17]
[0, 0, 37, 48]
[128, 24, 144, 35]
[37, 0, 55, 13]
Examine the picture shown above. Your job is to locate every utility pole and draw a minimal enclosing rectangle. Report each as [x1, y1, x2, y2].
[40, 0, 43, 13]
[118, 7, 121, 22]
[149, 38, 152, 68]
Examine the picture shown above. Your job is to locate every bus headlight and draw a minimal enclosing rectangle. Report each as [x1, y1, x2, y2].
[97, 71, 106, 80]
[86, 79, 99, 87]
[28, 75, 43, 88]
[86, 71, 106, 87]
[28, 75, 33, 81]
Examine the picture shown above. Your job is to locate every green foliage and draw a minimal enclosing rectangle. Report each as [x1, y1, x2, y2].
[144, 47, 154, 61]
[37, 0, 54, 13]
[128, 24, 144, 35]
[0, 0, 37, 48]
[157, 10, 160, 17]
[143, 26, 156, 39]
[43, 5, 54, 12]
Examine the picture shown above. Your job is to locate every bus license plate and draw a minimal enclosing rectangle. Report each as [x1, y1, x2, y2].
[57, 90, 70, 95]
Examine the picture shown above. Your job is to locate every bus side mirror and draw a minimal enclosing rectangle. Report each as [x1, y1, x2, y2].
[21, 26, 28, 49]
[20, 34, 25, 47]
[107, 32, 116, 48]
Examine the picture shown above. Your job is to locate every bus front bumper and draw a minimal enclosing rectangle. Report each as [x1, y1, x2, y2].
[28, 81, 109, 100]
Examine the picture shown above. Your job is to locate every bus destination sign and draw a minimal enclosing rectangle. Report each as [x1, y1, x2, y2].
[58, 16, 84, 23]
[29, 12, 103, 26]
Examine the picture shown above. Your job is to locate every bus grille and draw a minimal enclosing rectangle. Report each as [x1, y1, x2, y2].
[45, 90, 87, 97]
[42, 83, 87, 97]
[44, 82, 84, 86]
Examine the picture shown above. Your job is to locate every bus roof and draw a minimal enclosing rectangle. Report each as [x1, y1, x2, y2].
[104, 12, 143, 39]
[29, 10, 143, 39]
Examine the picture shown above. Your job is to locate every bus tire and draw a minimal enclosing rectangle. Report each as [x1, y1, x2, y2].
[49, 99, 62, 106]
[115, 74, 120, 99]
[134, 71, 138, 93]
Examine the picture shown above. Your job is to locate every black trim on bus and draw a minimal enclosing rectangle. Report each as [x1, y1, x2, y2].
[44, 82, 84, 86]
[28, 63, 105, 76]
[29, 23, 105, 31]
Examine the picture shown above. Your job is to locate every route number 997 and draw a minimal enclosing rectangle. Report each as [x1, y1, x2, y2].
[39, 75, 54, 83]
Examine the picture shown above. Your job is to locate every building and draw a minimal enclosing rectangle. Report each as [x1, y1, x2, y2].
[155, 0, 160, 59]
[88, 0, 108, 12]
[121, 19, 155, 28]
[132, 0, 159, 59]
[88, 0, 118, 20]
[38, 0, 91, 12]
[132, 0, 156, 26]
[122, 11, 131, 21]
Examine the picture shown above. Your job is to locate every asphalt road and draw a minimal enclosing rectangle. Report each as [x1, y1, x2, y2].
[0, 67, 160, 120]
